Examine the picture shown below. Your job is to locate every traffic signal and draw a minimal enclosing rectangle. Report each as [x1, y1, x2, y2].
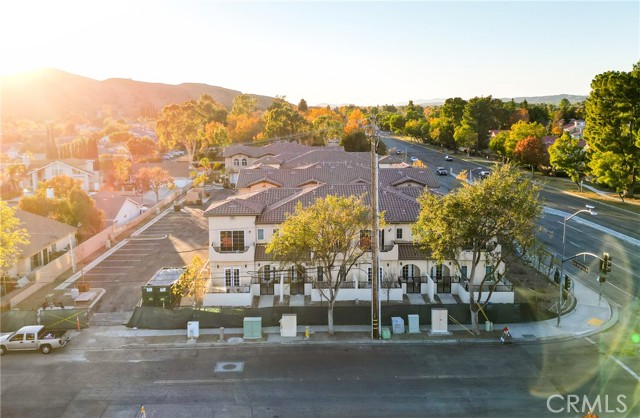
[600, 253, 612, 273]
[564, 275, 571, 290]
[606, 254, 613, 273]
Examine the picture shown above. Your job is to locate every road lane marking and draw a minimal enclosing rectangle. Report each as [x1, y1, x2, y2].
[610, 356, 640, 382]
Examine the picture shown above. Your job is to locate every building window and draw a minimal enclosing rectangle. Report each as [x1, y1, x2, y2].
[233, 159, 239, 166]
[402, 264, 418, 279]
[224, 268, 240, 287]
[367, 267, 383, 282]
[396, 228, 403, 240]
[257, 228, 264, 240]
[485, 265, 494, 280]
[241, 158, 248, 166]
[460, 266, 468, 280]
[30, 253, 43, 270]
[220, 231, 245, 252]
[317, 266, 324, 281]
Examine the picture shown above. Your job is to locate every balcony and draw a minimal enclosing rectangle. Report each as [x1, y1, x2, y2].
[211, 246, 251, 253]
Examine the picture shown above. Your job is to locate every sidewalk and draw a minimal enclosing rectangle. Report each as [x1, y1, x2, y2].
[64, 278, 615, 350]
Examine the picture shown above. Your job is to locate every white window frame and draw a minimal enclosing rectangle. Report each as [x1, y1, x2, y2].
[224, 268, 240, 287]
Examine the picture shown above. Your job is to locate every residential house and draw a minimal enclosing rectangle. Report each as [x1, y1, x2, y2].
[562, 119, 586, 140]
[131, 160, 193, 190]
[92, 192, 147, 228]
[21, 159, 100, 193]
[6, 210, 77, 279]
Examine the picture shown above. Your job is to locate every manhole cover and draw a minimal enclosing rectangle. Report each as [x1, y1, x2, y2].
[214, 362, 244, 373]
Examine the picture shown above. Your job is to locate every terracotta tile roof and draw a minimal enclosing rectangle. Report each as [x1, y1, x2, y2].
[236, 165, 438, 190]
[131, 161, 192, 178]
[281, 149, 369, 168]
[398, 243, 431, 260]
[14, 210, 78, 257]
[203, 198, 264, 216]
[223, 143, 313, 158]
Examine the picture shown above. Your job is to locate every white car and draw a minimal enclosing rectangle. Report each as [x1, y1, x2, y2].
[410, 156, 419, 162]
[444, 155, 453, 162]
[436, 167, 448, 176]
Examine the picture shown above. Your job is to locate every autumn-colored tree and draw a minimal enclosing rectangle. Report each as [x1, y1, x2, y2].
[4, 163, 26, 193]
[156, 94, 228, 163]
[173, 255, 208, 308]
[0, 201, 29, 277]
[505, 120, 547, 159]
[344, 108, 367, 135]
[227, 113, 264, 143]
[135, 166, 173, 203]
[231, 93, 258, 116]
[109, 131, 134, 143]
[127, 136, 157, 160]
[266, 195, 375, 335]
[19, 175, 104, 238]
[413, 165, 542, 333]
[113, 157, 132, 188]
[513, 136, 547, 175]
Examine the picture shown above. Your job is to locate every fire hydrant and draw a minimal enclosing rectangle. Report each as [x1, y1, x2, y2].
[305, 326, 310, 340]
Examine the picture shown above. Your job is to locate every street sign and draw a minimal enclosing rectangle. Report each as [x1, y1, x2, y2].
[572, 259, 589, 273]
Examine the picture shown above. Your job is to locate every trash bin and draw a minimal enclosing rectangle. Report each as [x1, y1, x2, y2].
[485, 321, 493, 332]
[391, 317, 405, 334]
[381, 328, 391, 340]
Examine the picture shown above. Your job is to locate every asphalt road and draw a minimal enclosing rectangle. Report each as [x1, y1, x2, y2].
[1, 340, 638, 417]
[381, 135, 640, 310]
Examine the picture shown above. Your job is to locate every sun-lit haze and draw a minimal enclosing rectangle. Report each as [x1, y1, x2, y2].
[2, 0, 638, 105]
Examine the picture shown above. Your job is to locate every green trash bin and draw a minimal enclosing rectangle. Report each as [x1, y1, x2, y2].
[381, 327, 391, 340]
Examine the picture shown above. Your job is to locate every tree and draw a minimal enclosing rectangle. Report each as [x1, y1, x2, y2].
[548, 132, 587, 190]
[113, 157, 132, 189]
[311, 114, 344, 145]
[227, 113, 264, 143]
[127, 136, 157, 160]
[135, 166, 173, 204]
[298, 98, 308, 112]
[231, 94, 258, 116]
[513, 136, 547, 175]
[4, 163, 26, 193]
[262, 97, 309, 139]
[453, 123, 478, 155]
[0, 201, 29, 277]
[18, 175, 104, 239]
[489, 131, 510, 161]
[462, 96, 494, 152]
[173, 255, 207, 308]
[412, 165, 543, 333]
[109, 131, 134, 143]
[156, 95, 228, 163]
[505, 120, 547, 159]
[584, 62, 640, 198]
[341, 130, 370, 152]
[266, 195, 374, 335]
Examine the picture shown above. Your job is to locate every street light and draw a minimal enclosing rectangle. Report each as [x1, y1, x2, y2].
[557, 204, 597, 327]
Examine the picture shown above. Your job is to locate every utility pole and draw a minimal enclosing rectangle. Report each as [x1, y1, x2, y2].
[369, 120, 381, 339]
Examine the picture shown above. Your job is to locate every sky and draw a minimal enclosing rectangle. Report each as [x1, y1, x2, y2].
[2, 0, 639, 106]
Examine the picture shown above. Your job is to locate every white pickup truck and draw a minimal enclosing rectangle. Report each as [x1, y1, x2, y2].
[0, 325, 70, 355]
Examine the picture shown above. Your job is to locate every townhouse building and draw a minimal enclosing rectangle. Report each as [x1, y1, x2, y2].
[204, 146, 510, 307]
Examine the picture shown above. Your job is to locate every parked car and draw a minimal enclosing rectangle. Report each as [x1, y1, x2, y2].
[436, 167, 448, 176]
[0, 325, 70, 355]
[444, 155, 453, 161]
[410, 156, 419, 162]
[396, 150, 403, 155]
[479, 170, 491, 179]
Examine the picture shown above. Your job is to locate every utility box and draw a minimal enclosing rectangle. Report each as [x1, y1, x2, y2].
[141, 267, 185, 308]
[381, 327, 391, 340]
[280, 314, 297, 337]
[243, 317, 262, 339]
[187, 321, 200, 339]
[431, 308, 449, 334]
[408, 314, 420, 333]
[391, 317, 405, 334]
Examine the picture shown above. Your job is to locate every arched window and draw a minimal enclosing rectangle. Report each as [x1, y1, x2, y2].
[402, 264, 420, 279]
[233, 159, 239, 166]
[241, 158, 248, 166]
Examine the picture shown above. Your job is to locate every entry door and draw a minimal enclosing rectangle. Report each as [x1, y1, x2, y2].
[289, 266, 305, 295]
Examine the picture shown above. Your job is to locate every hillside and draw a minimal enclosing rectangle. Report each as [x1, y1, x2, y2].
[0, 68, 274, 120]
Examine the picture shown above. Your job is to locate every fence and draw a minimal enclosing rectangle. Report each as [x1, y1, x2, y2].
[9, 189, 185, 308]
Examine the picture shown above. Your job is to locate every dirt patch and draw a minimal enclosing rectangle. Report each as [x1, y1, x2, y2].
[505, 255, 559, 313]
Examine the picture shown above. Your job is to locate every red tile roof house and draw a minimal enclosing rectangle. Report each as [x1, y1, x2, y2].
[92, 192, 147, 228]
[202, 147, 512, 307]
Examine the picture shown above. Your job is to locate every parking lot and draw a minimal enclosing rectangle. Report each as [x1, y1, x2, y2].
[87, 205, 210, 316]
